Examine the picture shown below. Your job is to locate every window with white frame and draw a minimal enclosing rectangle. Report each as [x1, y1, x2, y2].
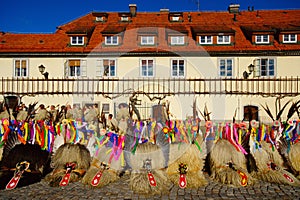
[96, 59, 116, 77]
[141, 36, 155, 45]
[255, 35, 269, 44]
[199, 36, 213, 44]
[171, 59, 185, 77]
[95, 16, 104, 22]
[140, 59, 154, 77]
[67, 60, 87, 77]
[283, 34, 297, 43]
[105, 36, 119, 45]
[170, 36, 185, 45]
[219, 58, 233, 77]
[121, 16, 129, 21]
[171, 16, 180, 21]
[14, 59, 28, 77]
[70, 36, 84, 45]
[253, 58, 275, 77]
[217, 35, 230, 44]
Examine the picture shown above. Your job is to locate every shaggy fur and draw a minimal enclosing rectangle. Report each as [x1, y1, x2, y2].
[130, 169, 171, 195]
[81, 141, 121, 188]
[209, 139, 255, 187]
[81, 158, 119, 188]
[251, 141, 300, 186]
[0, 133, 50, 190]
[45, 143, 91, 187]
[128, 142, 172, 195]
[289, 142, 300, 179]
[167, 136, 207, 188]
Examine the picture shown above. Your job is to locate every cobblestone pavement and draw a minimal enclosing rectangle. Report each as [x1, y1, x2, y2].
[0, 173, 299, 200]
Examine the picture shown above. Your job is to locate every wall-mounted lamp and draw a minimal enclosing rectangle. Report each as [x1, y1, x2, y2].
[38, 64, 49, 79]
[243, 64, 254, 79]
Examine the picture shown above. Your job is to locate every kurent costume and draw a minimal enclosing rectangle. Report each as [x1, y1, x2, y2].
[2, 99, 300, 194]
[45, 143, 91, 187]
[0, 128, 50, 190]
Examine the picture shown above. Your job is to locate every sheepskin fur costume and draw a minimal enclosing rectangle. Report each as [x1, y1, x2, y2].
[81, 158, 119, 188]
[288, 142, 300, 179]
[45, 143, 91, 187]
[167, 135, 207, 188]
[129, 142, 172, 195]
[81, 140, 121, 188]
[250, 140, 300, 186]
[0, 133, 50, 190]
[209, 139, 255, 187]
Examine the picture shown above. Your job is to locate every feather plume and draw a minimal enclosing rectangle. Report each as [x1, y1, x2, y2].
[260, 103, 274, 121]
[276, 100, 290, 120]
[287, 102, 298, 121]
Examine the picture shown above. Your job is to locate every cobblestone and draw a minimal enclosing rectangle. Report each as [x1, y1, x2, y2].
[0, 174, 299, 200]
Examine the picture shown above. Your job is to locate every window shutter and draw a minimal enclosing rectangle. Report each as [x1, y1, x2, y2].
[96, 59, 104, 77]
[253, 59, 260, 77]
[64, 60, 69, 78]
[80, 60, 87, 77]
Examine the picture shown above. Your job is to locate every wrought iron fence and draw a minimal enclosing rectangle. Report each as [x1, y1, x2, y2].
[0, 77, 299, 97]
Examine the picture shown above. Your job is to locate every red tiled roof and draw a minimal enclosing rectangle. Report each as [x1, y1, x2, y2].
[191, 26, 235, 33]
[101, 25, 126, 34]
[0, 9, 300, 55]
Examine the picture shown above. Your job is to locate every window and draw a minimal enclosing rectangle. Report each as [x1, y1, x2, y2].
[67, 60, 87, 77]
[96, 16, 104, 22]
[219, 59, 233, 77]
[171, 16, 180, 21]
[105, 36, 118, 45]
[101, 103, 110, 114]
[243, 105, 259, 121]
[96, 59, 116, 77]
[170, 36, 185, 45]
[255, 35, 269, 44]
[217, 35, 230, 44]
[14, 59, 28, 77]
[254, 58, 275, 77]
[121, 16, 129, 21]
[70, 36, 84, 45]
[141, 36, 155, 45]
[140, 59, 154, 77]
[199, 36, 213, 44]
[283, 34, 297, 43]
[171, 59, 185, 77]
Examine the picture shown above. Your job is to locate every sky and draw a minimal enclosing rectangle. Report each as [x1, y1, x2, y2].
[1, 0, 300, 33]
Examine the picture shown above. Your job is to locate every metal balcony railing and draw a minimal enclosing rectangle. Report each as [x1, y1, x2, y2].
[1, 77, 299, 98]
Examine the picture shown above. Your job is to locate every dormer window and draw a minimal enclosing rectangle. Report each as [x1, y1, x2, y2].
[171, 36, 185, 45]
[118, 13, 131, 22]
[255, 35, 269, 44]
[283, 34, 297, 43]
[166, 27, 187, 46]
[93, 12, 108, 23]
[169, 12, 183, 22]
[70, 36, 84, 45]
[96, 16, 104, 22]
[171, 16, 180, 21]
[121, 16, 129, 21]
[141, 36, 155, 45]
[105, 35, 119, 45]
[199, 36, 213, 44]
[217, 35, 231, 44]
